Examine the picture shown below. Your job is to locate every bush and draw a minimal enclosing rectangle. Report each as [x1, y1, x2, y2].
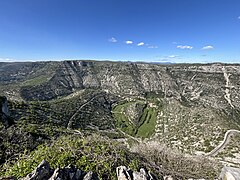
[1, 134, 147, 179]
[131, 140, 221, 179]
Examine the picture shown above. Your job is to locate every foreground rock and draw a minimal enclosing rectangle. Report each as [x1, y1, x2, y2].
[116, 165, 158, 180]
[19, 160, 99, 180]
[3, 160, 161, 180]
[219, 166, 240, 180]
[5, 160, 240, 180]
[0, 96, 14, 127]
[21, 160, 52, 180]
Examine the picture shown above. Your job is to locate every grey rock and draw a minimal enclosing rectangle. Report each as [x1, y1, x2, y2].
[116, 166, 132, 180]
[49, 168, 69, 180]
[116, 166, 158, 180]
[74, 169, 82, 180]
[132, 168, 150, 180]
[0, 96, 14, 127]
[132, 172, 147, 180]
[163, 175, 173, 180]
[21, 160, 52, 180]
[148, 171, 158, 180]
[219, 166, 240, 180]
[49, 168, 62, 180]
[83, 171, 99, 180]
[0, 96, 9, 116]
[49, 165, 83, 180]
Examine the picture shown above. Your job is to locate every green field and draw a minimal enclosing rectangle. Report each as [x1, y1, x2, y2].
[113, 100, 159, 138]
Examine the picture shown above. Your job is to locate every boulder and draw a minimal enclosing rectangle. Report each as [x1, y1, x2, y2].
[116, 166, 132, 180]
[116, 166, 158, 180]
[219, 166, 240, 180]
[83, 171, 99, 180]
[49, 165, 83, 180]
[21, 160, 52, 180]
[0, 96, 14, 127]
[132, 168, 149, 180]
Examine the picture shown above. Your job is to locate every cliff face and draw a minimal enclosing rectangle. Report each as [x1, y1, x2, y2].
[1, 61, 240, 126]
[1, 61, 240, 120]
[1, 61, 238, 107]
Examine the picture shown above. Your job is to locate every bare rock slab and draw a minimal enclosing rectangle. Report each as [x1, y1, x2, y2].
[219, 166, 240, 180]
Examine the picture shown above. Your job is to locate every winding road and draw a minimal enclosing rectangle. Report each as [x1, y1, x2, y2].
[206, 129, 240, 156]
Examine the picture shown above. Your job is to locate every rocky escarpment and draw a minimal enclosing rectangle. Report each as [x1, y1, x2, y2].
[1, 61, 240, 111]
[0, 61, 238, 115]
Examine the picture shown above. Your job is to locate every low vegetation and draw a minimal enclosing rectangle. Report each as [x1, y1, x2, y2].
[131, 141, 221, 179]
[0, 134, 150, 179]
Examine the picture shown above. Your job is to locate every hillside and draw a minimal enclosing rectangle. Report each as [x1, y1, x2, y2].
[1, 60, 240, 179]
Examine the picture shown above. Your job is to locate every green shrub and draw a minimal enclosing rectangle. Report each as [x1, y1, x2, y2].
[1, 134, 145, 179]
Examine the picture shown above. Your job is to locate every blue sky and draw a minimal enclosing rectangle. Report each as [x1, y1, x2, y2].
[0, 0, 240, 63]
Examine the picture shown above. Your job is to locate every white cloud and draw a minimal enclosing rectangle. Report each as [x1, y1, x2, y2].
[126, 40, 133, 44]
[148, 45, 158, 49]
[177, 45, 193, 50]
[108, 37, 117, 43]
[172, 42, 178, 44]
[168, 55, 178, 58]
[238, 16, 240, 19]
[202, 45, 214, 50]
[137, 42, 145, 46]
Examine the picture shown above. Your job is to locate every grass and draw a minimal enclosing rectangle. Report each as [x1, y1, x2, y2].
[136, 107, 157, 138]
[113, 100, 158, 138]
[113, 101, 140, 136]
[21, 75, 50, 86]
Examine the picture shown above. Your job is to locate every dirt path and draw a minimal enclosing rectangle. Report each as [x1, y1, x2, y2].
[67, 95, 99, 129]
[206, 129, 240, 156]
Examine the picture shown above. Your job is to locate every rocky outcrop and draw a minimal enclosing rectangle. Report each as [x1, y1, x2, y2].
[18, 160, 99, 180]
[219, 166, 240, 180]
[0, 96, 14, 127]
[21, 160, 52, 180]
[116, 166, 158, 180]
[17, 161, 158, 180]
[5, 159, 240, 180]
[0, 96, 9, 116]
